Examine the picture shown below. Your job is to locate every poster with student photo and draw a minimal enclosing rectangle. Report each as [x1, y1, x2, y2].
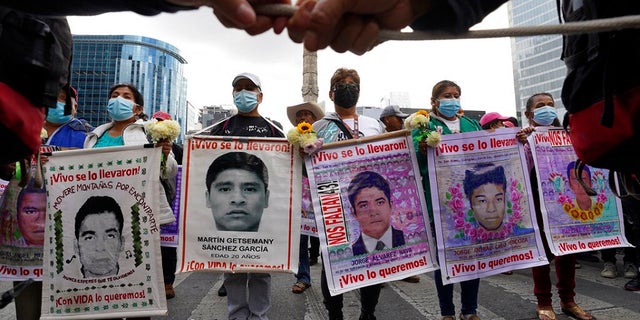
[427, 128, 547, 285]
[0, 146, 60, 281]
[160, 165, 182, 247]
[177, 136, 301, 274]
[306, 132, 437, 296]
[529, 127, 630, 256]
[41, 145, 166, 319]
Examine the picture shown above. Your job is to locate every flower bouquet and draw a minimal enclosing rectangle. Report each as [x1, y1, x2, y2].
[404, 110, 441, 147]
[287, 121, 323, 154]
[145, 119, 181, 175]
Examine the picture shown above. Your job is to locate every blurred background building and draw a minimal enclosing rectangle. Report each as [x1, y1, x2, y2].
[71, 35, 189, 141]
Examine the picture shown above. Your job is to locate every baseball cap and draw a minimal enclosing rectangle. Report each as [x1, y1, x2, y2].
[152, 111, 172, 121]
[479, 112, 510, 127]
[379, 105, 410, 120]
[232, 72, 261, 89]
[287, 102, 325, 126]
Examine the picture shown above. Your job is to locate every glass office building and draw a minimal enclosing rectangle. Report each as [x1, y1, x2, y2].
[71, 35, 188, 141]
[509, 0, 566, 125]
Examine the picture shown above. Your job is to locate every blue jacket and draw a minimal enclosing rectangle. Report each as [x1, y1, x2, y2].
[46, 118, 91, 149]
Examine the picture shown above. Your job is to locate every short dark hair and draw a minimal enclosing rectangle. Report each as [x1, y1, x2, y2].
[206, 152, 269, 192]
[347, 171, 391, 211]
[432, 80, 461, 99]
[525, 92, 561, 127]
[330, 68, 360, 89]
[16, 186, 46, 222]
[463, 163, 507, 204]
[108, 83, 144, 106]
[75, 196, 124, 239]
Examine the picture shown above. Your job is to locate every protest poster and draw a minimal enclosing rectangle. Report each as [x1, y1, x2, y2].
[529, 127, 630, 256]
[300, 176, 318, 236]
[160, 165, 182, 247]
[177, 136, 301, 274]
[41, 145, 167, 319]
[0, 178, 7, 198]
[427, 128, 547, 285]
[306, 131, 437, 296]
[0, 146, 58, 281]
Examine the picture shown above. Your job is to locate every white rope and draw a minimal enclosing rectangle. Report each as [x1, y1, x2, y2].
[254, 4, 640, 41]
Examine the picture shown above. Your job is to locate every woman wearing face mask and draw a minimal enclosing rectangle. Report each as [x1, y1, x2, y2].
[429, 80, 482, 135]
[84, 83, 177, 246]
[516, 93, 592, 320]
[43, 85, 92, 149]
[413, 80, 483, 320]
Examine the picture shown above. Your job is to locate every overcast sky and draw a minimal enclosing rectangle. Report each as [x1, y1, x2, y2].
[67, 3, 514, 129]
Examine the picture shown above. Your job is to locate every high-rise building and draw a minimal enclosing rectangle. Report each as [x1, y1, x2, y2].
[71, 35, 188, 141]
[199, 105, 236, 131]
[509, 0, 566, 125]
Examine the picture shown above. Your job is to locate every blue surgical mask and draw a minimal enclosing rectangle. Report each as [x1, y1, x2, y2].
[107, 96, 135, 121]
[234, 90, 259, 113]
[46, 101, 72, 124]
[533, 106, 557, 126]
[438, 98, 461, 118]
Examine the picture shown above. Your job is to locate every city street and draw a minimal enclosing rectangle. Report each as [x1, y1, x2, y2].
[1, 255, 639, 319]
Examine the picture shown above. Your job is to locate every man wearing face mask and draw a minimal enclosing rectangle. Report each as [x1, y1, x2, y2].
[209, 72, 283, 137]
[43, 85, 92, 149]
[207, 72, 284, 320]
[311, 68, 385, 320]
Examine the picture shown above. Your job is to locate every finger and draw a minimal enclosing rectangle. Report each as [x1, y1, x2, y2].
[271, 16, 288, 34]
[287, 0, 315, 43]
[349, 19, 380, 55]
[329, 14, 362, 53]
[245, 15, 279, 35]
[210, 0, 257, 28]
[305, 0, 353, 51]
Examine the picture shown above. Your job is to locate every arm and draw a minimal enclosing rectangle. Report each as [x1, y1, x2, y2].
[287, 0, 507, 55]
[2, 0, 291, 35]
[410, 0, 507, 33]
[1, 0, 196, 16]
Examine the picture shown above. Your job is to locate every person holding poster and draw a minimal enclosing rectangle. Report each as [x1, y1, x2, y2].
[517, 93, 592, 320]
[413, 80, 482, 320]
[313, 68, 385, 320]
[84, 83, 177, 226]
[286, 101, 324, 294]
[207, 72, 284, 320]
[84, 83, 177, 320]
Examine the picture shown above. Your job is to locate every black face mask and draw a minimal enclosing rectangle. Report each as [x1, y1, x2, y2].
[332, 83, 359, 108]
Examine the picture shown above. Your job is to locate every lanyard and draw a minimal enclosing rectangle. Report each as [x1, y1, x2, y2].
[341, 114, 359, 139]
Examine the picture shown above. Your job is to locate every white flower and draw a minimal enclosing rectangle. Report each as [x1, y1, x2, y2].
[146, 119, 181, 142]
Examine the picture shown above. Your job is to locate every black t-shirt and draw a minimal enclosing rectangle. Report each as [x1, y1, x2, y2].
[209, 115, 284, 138]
